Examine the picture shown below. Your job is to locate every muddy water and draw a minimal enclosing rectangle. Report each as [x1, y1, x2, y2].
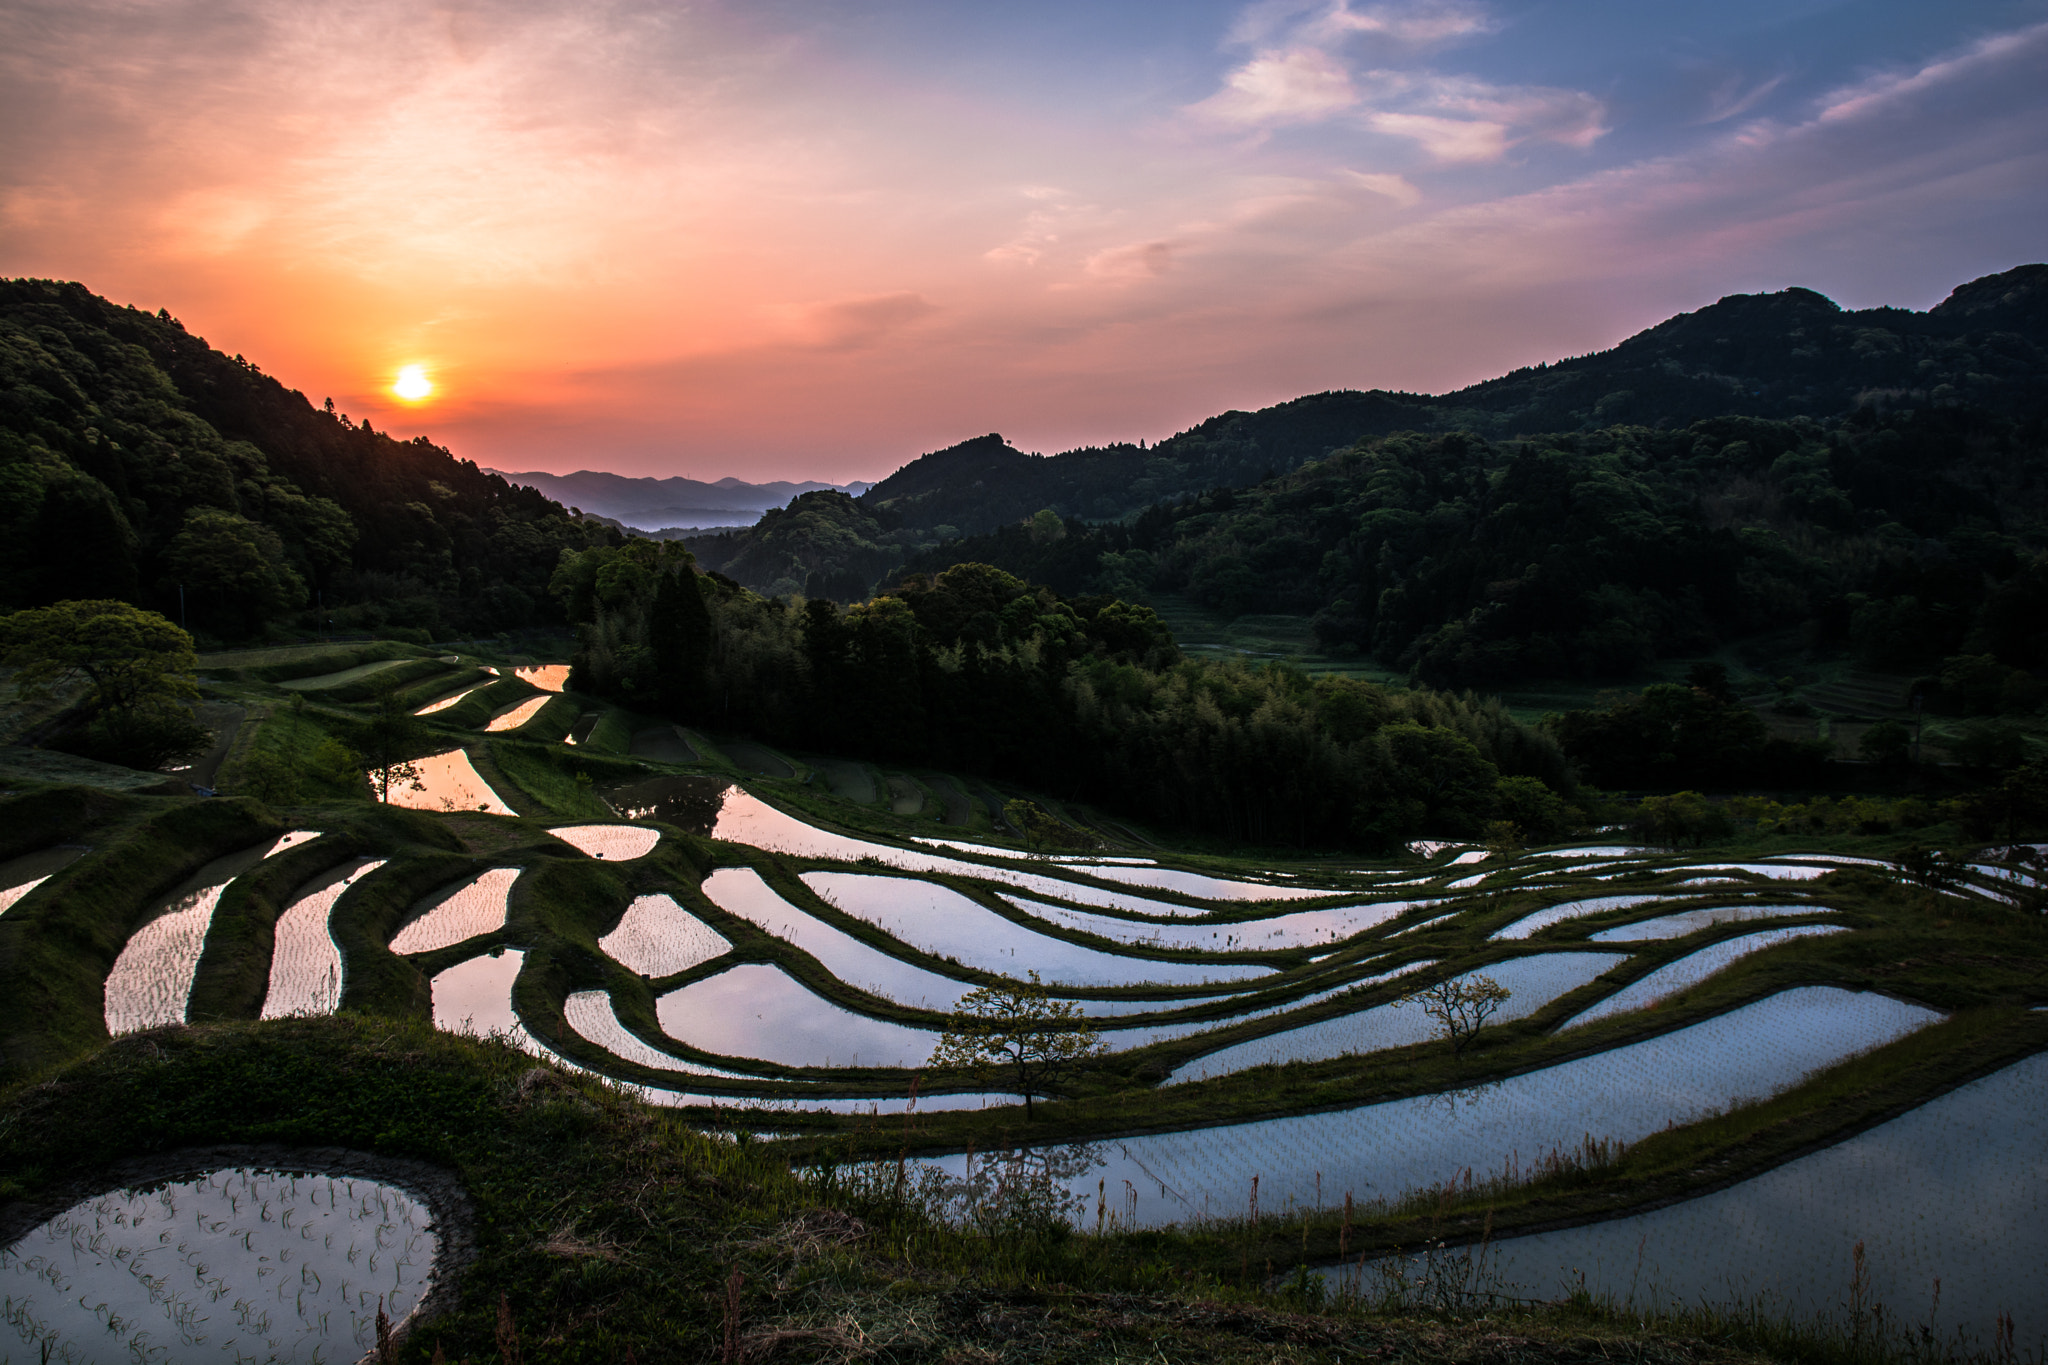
[261, 858, 388, 1018]
[599, 892, 733, 977]
[391, 867, 522, 954]
[103, 833, 313, 1035]
[0, 1167, 437, 1365]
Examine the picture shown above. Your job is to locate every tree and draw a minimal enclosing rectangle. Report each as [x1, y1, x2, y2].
[1400, 973, 1511, 1055]
[0, 599, 198, 716]
[929, 972, 1106, 1120]
[0, 599, 211, 769]
[161, 508, 307, 636]
[352, 692, 429, 802]
[1859, 719, 1913, 769]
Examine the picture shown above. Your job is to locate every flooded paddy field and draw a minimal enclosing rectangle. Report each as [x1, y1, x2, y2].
[0, 1167, 438, 1364]
[8, 687, 2044, 1362]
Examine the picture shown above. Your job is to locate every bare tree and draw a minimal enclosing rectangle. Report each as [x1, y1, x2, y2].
[1400, 973, 1511, 1055]
[929, 971, 1105, 1120]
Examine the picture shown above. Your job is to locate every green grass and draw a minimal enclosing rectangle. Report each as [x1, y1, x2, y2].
[2, 1016, 2022, 1364]
[489, 739, 642, 819]
[0, 797, 282, 1084]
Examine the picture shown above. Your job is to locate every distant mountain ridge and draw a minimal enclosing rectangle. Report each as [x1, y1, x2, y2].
[852, 264, 2048, 535]
[486, 467, 873, 532]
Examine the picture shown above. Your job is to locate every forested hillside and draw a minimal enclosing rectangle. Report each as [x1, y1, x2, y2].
[0, 279, 618, 641]
[696, 266, 2048, 635]
[552, 547, 1576, 848]
[905, 409, 2048, 687]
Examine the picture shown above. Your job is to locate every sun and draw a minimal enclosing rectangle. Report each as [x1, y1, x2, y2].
[392, 365, 434, 402]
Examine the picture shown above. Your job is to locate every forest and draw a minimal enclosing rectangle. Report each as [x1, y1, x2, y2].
[552, 547, 1576, 848]
[0, 278, 622, 644]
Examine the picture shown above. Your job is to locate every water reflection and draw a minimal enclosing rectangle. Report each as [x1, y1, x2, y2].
[514, 664, 572, 691]
[0, 1168, 437, 1365]
[602, 774, 730, 832]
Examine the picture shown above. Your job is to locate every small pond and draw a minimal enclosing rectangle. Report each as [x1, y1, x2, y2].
[1562, 925, 1849, 1029]
[382, 749, 515, 815]
[390, 867, 522, 955]
[1455, 1050, 2048, 1344]
[261, 857, 387, 1019]
[803, 872, 1275, 988]
[1169, 953, 1624, 1082]
[0, 1166, 437, 1364]
[599, 892, 732, 977]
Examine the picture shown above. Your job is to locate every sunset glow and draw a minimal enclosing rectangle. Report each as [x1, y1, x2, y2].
[1, 1, 2039, 482]
[393, 366, 433, 402]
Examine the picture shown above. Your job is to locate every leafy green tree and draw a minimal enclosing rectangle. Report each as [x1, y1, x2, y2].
[0, 599, 210, 770]
[0, 599, 198, 715]
[161, 508, 307, 636]
[930, 972, 1105, 1120]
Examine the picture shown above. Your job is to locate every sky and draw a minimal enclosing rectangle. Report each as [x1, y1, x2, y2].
[3, 0, 2044, 483]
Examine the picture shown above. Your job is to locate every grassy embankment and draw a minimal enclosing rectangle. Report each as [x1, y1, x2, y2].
[5, 1011, 2027, 1365]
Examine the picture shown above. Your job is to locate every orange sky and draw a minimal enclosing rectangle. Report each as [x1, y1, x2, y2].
[4, 1, 2043, 481]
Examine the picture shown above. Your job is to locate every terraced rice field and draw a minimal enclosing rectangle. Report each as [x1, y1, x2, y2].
[11, 760, 2046, 1344]
[484, 695, 552, 731]
[102, 832, 319, 1035]
[0, 1168, 437, 1364]
[1464, 1051, 2048, 1344]
[384, 748, 515, 815]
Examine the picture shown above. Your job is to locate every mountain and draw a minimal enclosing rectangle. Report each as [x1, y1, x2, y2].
[854, 265, 2048, 536]
[698, 267, 2048, 689]
[486, 467, 873, 532]
[0, 278, 618, 640]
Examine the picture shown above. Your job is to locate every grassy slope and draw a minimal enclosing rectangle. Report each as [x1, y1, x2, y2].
[1, 1017, 1803, 1365]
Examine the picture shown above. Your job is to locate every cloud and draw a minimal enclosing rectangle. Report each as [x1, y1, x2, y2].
[1697, 72, 1787, 126]
[1228, 0, 1493, 52]
[1083, 240, 1180, 283]
[1187, 47, 1357, 126]
[1816, 21, 2048, 125]
[1190, 2, 1603, 159]
[793, 292, 938, 349]
[1344, 170, 1421, 206]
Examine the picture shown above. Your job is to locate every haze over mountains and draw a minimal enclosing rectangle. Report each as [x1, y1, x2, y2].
[484, 469, 874, 533]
